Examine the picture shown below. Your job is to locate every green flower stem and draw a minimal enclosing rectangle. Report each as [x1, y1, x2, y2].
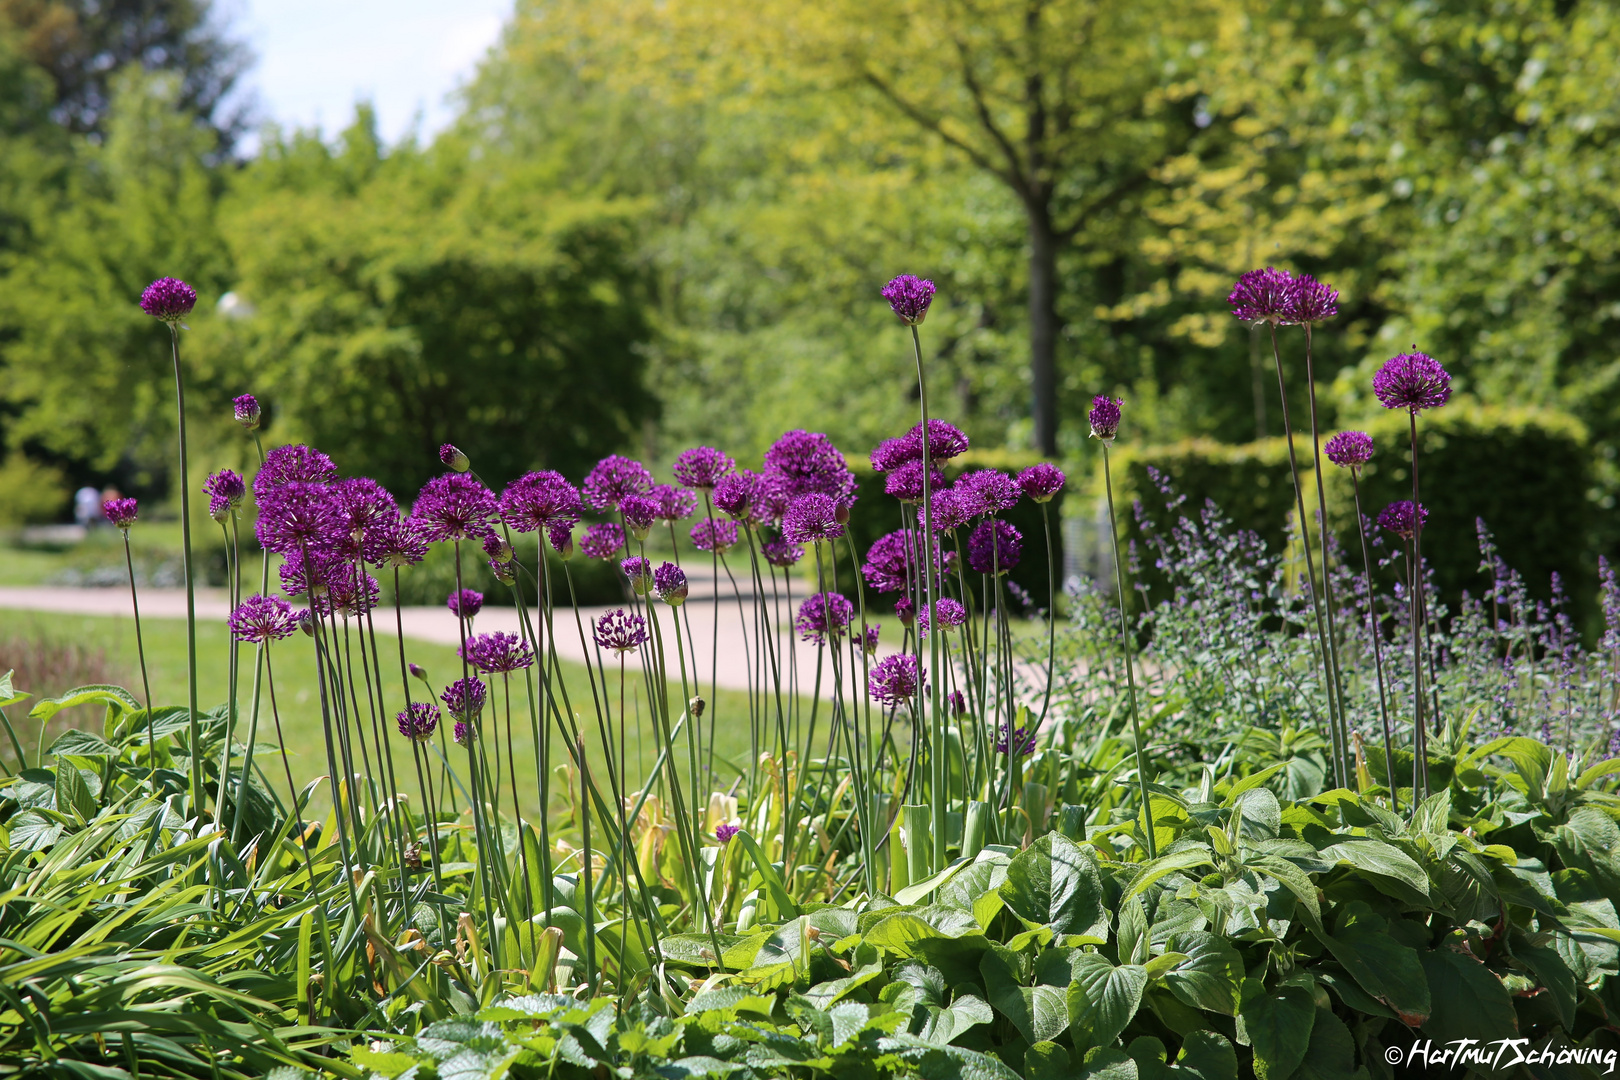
[909, 323, 947, 874]
[122, 530, 155, 761]
[1102, 443, 1156, 859]
[168, 324, 203, 817]
[1350, 473, 1398, 812]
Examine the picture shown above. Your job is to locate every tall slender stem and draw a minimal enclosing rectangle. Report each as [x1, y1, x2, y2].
[122, 532, 155, 759]
[1102, 443, 1156, 859]
[1302, 324, 1351, 777]
[1351, 475, 1398, 812]
[169, 325, 203, 816]
[1407, 411, 1430, 799]
[909, 323, 946, 873]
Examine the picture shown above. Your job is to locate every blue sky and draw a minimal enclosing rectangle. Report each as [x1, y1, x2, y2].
[228, 0, 514, 151]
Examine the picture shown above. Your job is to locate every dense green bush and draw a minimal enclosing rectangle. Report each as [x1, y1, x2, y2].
[384, 536, 621, 609]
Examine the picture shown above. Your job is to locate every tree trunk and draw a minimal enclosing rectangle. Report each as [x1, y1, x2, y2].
[1028, 202, 1060, 457]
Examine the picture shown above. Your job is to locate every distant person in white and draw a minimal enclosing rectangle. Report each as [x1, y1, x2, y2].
[74, 486, 102, 528]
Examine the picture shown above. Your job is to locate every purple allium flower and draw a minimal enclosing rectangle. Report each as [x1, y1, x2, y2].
[622, 555, 654, 594]
[447, 588, 484, 620]
[483, 533, 512, 564]
[673, 446, 735, 491]
[1285, 274, 1339, 324]
[279, 547, 343, 601]
[256, 482, 343, 555]
[691, 517, 739, 554]
[139, 277, 196, 323]
[781, 492, 846, 544]
[1373, 352, 1452, 413]
[711, 471, 753, 519]
[254, 445, 336, 501]
[1377, 500, 1428, 540]
[498, 471, 581, 534]
[233, 393, 261, 430]
[895, 596, 916, 625]
[583, 454, 654, 513]
[454, 720, 475, 746]
[547, 523, 575, 558]
[884, 459, 946, 504]
[860, 623, 881, 655]
[909, 419, 969, 463]
[442, 677, 486, 721]
[1228, 267, 1296, 324]
[967, 519, 1023, 574]
[409, 662, 429, 683]
[923, 487, 973, 533]
[460, 631, 535, 674]
[649, 483, 698, 523]
[411, 473, 497, 544]
[327, 564, 381, 618]
[580, 522, 626, 560]
[870, 437, 916, 473]
[593, 608, 648, 653]
[948, 689, 966, 716]
[764, 430, 856, 506]
[1324, 431, 1375, 469]
[1088, 396, 1123, 442]
[1017, 463, 1066, 504]
[297, 609, 315, 637]
[881, 274, 936, 326]
[228, 593, 299, 643]
[761, 539, 804, 567]
[332, 477, 398, 539]
[364, 515, 429, 568]
[868, 653, 924, 707]
[862, 531, 915, 594]
[619, 493, 657, 539]
[439, 443, 469, 472]
[716, 823, 740, 844]
[397, 702, 440, 742]
[102, 496, 139, 531]
[919, 597, 967, 638]
[955, 469, 1020, 517]
[995, 724, 1036, 756]
[795, 591, 854, 645]
[654, 561, 688, 605]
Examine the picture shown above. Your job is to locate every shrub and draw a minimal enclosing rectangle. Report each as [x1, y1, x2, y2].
[0, 454, 68, 525]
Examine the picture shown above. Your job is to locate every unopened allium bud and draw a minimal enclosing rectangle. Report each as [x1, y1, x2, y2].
[547, 523, 574, 559]
[439, 443, 469, 472]
[690, 695, 706, 718]
[654, 561, 688, 606]
[489, 558, 515, 585]
[298, 609, 316, 637]
[409, 662, 429, 683]
[882, 274, 936, 326]
[233, 393, 261, 430]
[483, 533, 513, 564]
[622, 555, 654, 595]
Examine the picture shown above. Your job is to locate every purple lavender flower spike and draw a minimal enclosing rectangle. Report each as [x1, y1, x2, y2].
[868, 653, 923, 706]
[1285, 273, 1339, 324]
[1377, 500, 1428, 540]
[795, 592, 854, 645]
[442, 677, 486, 721]
[649, 483, 698, 523]
[411, 473, 497, 544]
[447, 588, 484, 620]
[1088, 396, 1123, 442]
[622, 555, 654, 594]
[583, 454, 654, 512]
[761, 539, 803, 567]
[233, 393, 261, 430]
[690, 518, 739, 554]
[716, 823, 740, 843]
[1228, 267, 1297, 324]
[580, 522, 625, 560]
[1324, 431, 1374, 470]
[499, 471, 581, 534]
[781, 493, 845, 544]
[593, 608, 648, 653]
[673, 447, 735, 491]
[439, 443, 469, 472]
[881, 274, 936, 326]
[228, 594, 298, 643]
[909, 419, 969, 463]
[654, 561, 688, 605]
[460, 631, 535, 673]
[967, 519, 1023, 574]
[103, 496, 139, 531]
[1017, 463, 1066, 504]
[139, 277, 196, 323]
[397, 702, 440, 742]
[1373, 352, 1452, 413]
[619, 493, 658, 540]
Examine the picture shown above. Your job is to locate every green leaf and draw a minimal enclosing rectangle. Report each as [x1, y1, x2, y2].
[999, 832, 1109, 937]
[878, 1035, 1024, 1080]
[1293, 1009, 1365, 1080]
[863, 907, 982, 956]
[6, 809, 62, 851]
[1123, 848, 1215, 902]
[801, 962, 883, 1009]
[46, 729, 121, 758]
[1161, 932, 1243, 1016]
[1320, 840, 1431, 906]
[1025, 1041, 1073, 1080]
[1233, 788, 1281, 841]
[28, 684, 139, 723]
[1066, 952, 1148, 1053]
[1484, 736, 1551, 802]
[939, 856, 1011, 911]
[0, 669, 28, 708]
[733, 830, 798, 918]
[1223, 762, 1288, 803]
[1128, 1034, 1239, 1080]
[349, 1046, 418, 1078]
[55, 762, 96, 821]
[1575, 756, 1620, 791]
[916, 993, 993, 1045]
[1237, 981, 1314, 1080]
[1417, 948, 1517, 1047]
[1077, 1046, 1141, 1080]
[1117, 894, 1150, 966]
[1509, 941, 1577, 1029]
[1319, 903, 1429, 1026]
[981, 947, 1070, 1044]
[829, 1001, 867, 1048]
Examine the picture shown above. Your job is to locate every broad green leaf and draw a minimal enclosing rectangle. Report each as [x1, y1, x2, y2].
[801, 962, 883, 1009]
[1123, 848, 1215, 901]
[1222, 762, 1288, 803]
[1161, 932, 1243, 1016]
[1077, 1046, 1140, 1080]
[1319, 903, 1429, 1025]
[1293, 1009, 1363, 1080]
[1576, 756, 1620, 791]
[0, 669, 28, 708]
[46, 729, 121, 758]
[939, 856, 1011, 912]
[1237, 981, 1314, 1080]
[829, 1002, 867, 1048]
[1320, 840, 1431, 906]
[28, 684, 139, 722]
[863, 907, 981, 956]
[1066, 952, 1148, 1052]
[1128, 1033, 1239, 1080]
[1117, 894, 1150, 966]
[877, 1036, 1024, 1080]
[916, 993, 993, 1045]
[349, 1046, 417, 1077]
[1508, 941, 1576, 1029]
[6, 810, 62, 851]
[55, 762, 96, 821]
[1000, 832, 1109, 938]
[1483, 736, 1551, 801]
[1417, 948, 1517, 1047]
[1233, 788, 1281, 841]
[1026, 1041, 1073, 1080]
[981, 947, 1070, 1044]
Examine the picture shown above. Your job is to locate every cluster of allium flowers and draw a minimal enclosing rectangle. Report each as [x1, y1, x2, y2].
[918, 597, 967, 638]
[881, 274, 935, 325]
[233, 393, 261, 430]
[619, 493, 657, 539]
[781, 493, 845, 544]
[227, 594, 300, 643]
[761, 539, 803, 567]
[397, 702, 440, 742]
[712, 472, 753, 519]
[1227, 267, 1298, 324]
[364, 515, 429, 568]
[460, 631, 535, 673]
[691, 517, 739, 553]
[884, 460, 945, 504]
[256, 482, 343, 555]
[967, 519, 1023, 574]
[279, 547, 343, 600]
[654, 562, 688, 605]
[332, 477, 398, 539]
[764, 430, 856, 506]
[439, 443, 469, 472]
[102, 496, 138, 531]
[955, 469, 1020, 517]
[1378, 500, 1428, 540]
[139, 277, 196, 323]
[411, 473, 497, 543]
[1373, 351, 1452, 413]
[1088, 396, 1122, 442]
[1324, 431, 1375, 470]
[715, 823, 740, 844]
[447, 588, 484, 620]
[579, 522, 625, 560]
[922, 487, 973, 533]
[622, 555, 654, 594]
[593, 608, 648, 653]
[673, 446, 735, 490]
[795, 592, 854, 645]
[441, 677, 486, 721]
[454, 720, 475, 746]
[254, 444, 336, 501]
[1017, 463, 1065, 503]
[583, 455, 653, 512]
[995, 723, 1036, 756]
[649, 483, 697, 522]
[868, 653, 923, 707]
[870, 437, 914, 473]
[912, 419, 970, 463]
[499, 471, 581, 534]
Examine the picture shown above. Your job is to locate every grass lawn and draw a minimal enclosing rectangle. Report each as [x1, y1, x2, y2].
[1, 608, 775, 821]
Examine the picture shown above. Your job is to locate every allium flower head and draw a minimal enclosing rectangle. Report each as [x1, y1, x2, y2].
[139, 277, 196, 323]
[622, 555, 654, 594]
[909, 419, 969, 463]
[955, 469, 1020, 517]
[1228, 267, 1296, 324]
[1285, 274, 1340, 324]
[228, 593, 299, 643]
[254, 445, 336, 501]
[716, 823, 740, 844]
[580, 522, 625, 560]
[439, 444, 469, 472]
[711, 471, 752, 519]
[860, 623, 881, 655]
[795, 591, 854, 645]
[1324, 431, 1375, 470]
[256, 482, 343, 555]
[593, 608, 648, 653]
[881, 274, 936, 325]
[761, 539, 803, 567]
[870, 437, 916, 473]
[1377, 500, 1428, 540]
[454, 720, 475, 746]
[691, 517, 739, 554]
[884, 459, 946, 504]
[332, 477, 398, 540]
[1017, 463, 1066, 504]
[654, 561, 688, 605]
[233, 393, 261, 430]
[862, 530, 943, 594]
[1373, 352, 1452, 414]
[326, 564, 381, 618]
[441, 677, 486, 721]
[781, 492, 846, 544]
[102, 496, 138, 531]
[1089, 396, 1123, 442]
[279, 547, 342, 601]
[583, 455, 653, 512]
[922, 487, 973, 533]
[397, 702, 439, 742]
[364, 515, 429, 568]
[673, 447, 735, 491]
[499, 471, 581, 534]
[483, 533, 512, 564]
[948, 689, 967, 716]
[868, 653, 924, 707]
[447, 588, 484, 620]
[619, 494, 657, 540]
[411, 473, 497, 543]
[649, 483, 698, 523]
[548, 523, 575, 558]
[995, 724, 1036, 756]
[919, 597, 967, 638]
[967, 519, 1023, 574]
[764, 430, 856, 506]
[460, 631, 535, 674]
